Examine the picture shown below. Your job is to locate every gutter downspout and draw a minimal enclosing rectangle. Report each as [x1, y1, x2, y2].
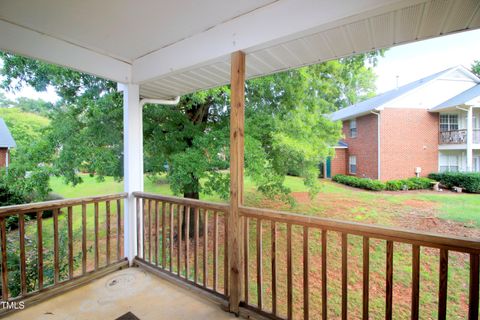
[371, 110, 381, 180]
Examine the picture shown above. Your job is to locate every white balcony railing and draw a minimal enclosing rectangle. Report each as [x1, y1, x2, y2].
[439, 129, 467, 144]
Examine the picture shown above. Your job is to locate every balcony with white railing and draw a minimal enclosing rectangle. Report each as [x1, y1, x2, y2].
[439, 129, 467, 145]
[439, 129, 480, 146]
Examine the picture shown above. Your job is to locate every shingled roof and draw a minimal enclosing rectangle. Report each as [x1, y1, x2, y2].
[329, 66, 479, 121]
[0, 118, 16, 148]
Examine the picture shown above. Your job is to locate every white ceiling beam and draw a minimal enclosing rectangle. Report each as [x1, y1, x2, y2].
[132, 0, 425, 84]
[0, 19, 131, 83]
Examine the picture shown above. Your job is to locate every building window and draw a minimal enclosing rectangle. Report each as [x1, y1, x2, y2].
[439, 114, 458, 132]
[349, 155, 357, 174]
[439, 152, 460, 172]
[349, 119, 357, 138]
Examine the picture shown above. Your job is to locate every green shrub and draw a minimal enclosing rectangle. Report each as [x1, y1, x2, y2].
[428, 172, 480, 193]
[385, 177, 433, 191]
[333, 175, 433, 192]
[332, 174, 385, 191]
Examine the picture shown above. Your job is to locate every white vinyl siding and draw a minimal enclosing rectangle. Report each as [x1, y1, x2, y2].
[349, 119, 357, 138]
[349, 155, 357, 174]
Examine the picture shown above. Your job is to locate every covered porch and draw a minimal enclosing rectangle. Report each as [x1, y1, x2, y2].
[1, 0, 480, 319]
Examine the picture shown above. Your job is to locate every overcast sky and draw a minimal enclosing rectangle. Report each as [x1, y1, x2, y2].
[375, 28, 480, 93]
[2, 28, 480, 103]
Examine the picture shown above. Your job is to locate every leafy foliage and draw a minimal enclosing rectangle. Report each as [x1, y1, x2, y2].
[428, 172, 480, 193]
[0, 106, 52, 205]
[332, 174, 385, 191]
[472, 60, 480, 78]
[0, 107, 49, 148]
[1, 50, 380, 202]
[385, 177, 433, 191]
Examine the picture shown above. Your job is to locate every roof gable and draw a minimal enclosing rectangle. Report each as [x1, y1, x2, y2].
[329, 66, 480, 121]
[432, 84, 480, 111]
[0, 118, 16, 148]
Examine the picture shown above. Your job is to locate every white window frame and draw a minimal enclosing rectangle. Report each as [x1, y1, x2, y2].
[439, 153, 460, 172]
[349, 119, 357, 138]
[439, 114, 459, 132]
[349, 155, 357, 174]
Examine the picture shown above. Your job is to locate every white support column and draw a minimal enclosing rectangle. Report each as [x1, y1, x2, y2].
[467, 105, 473, 172]
[121, 83, 143, 263]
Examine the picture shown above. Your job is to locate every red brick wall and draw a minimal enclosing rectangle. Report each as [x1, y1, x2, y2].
[0, 148, 8, 168]
[380, 108, 438, 180]
[342, 114, 379, 179]
[330, 148, 347, 176]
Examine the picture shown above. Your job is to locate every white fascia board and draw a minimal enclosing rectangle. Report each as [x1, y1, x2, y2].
[132, 0, 417, 84]
[0, 19, 131, 83]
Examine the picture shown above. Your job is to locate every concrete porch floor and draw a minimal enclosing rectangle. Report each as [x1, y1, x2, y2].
[6, 268, 235, 320]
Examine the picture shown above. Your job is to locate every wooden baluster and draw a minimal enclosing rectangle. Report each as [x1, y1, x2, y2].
[213, 211, 218, 291]
[143, 200, 147, 260]
[224, 215, 229, 296]
[469, 254, 479, 320]
[106, 201, 111, 265]
[342, 233, 348, 320]
[322, 230, 327, 320]
[94, 202, 99, 270]
[244, 217, 249, 304]
[82, 204, 87, 274]
[194, 207, 199, 283]
[287, 223, 293, 320]
[148, 199, 152, 263]
[303, 226, 309, 320]
[68, 206, 73, 279]
[386, 241, 394, 320]
[411, 245, 420, 320]
[1, 217, 8, 300]
[117, 199, 121, 261]
[363, 237, 370, 320]
[136, 198, 141, 258]
[186, 206, 190, 280]
[438, 249, 449, 320]
[162, 202, 166, 269]
[178, 204, 182, 276]
[257, 219, 263, 310]
[19, 213, 27, 296]
[37, 211, 44, 290]
[154, 201, 159, 266]
[204, 209, 208, 287]
[53, 208, 60, 284]
[271, 221, 277, 316]
[170, 203, 174, 272]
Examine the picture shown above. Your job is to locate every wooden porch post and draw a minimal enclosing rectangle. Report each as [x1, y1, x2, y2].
[228, 51, 245, 314]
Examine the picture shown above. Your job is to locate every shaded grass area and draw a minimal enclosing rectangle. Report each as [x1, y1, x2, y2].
[40, 175, 480, 318]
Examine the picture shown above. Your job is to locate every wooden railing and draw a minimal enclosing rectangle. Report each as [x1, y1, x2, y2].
[132, 192, 229, 299]
[239, 205, 480, 320]
[0, 193, 128, 310]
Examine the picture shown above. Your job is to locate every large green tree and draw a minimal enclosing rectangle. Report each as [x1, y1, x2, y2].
[0, 51, 380, 203]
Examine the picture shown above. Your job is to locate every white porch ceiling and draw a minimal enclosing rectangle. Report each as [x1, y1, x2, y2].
[1, 0, 479, 99]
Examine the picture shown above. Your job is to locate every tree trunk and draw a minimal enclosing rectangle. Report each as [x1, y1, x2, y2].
[183, 184, 203, 238]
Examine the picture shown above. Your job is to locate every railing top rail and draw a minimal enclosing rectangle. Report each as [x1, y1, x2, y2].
[133, 191, 229, 212]
[240, 205, 480, 254]
[439, 129, 467, 133]
[0, 193, 128, 216]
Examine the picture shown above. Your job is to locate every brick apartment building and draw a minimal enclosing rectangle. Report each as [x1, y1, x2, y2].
[0, 118, 16, 169]
[326, 66, 480, 181]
